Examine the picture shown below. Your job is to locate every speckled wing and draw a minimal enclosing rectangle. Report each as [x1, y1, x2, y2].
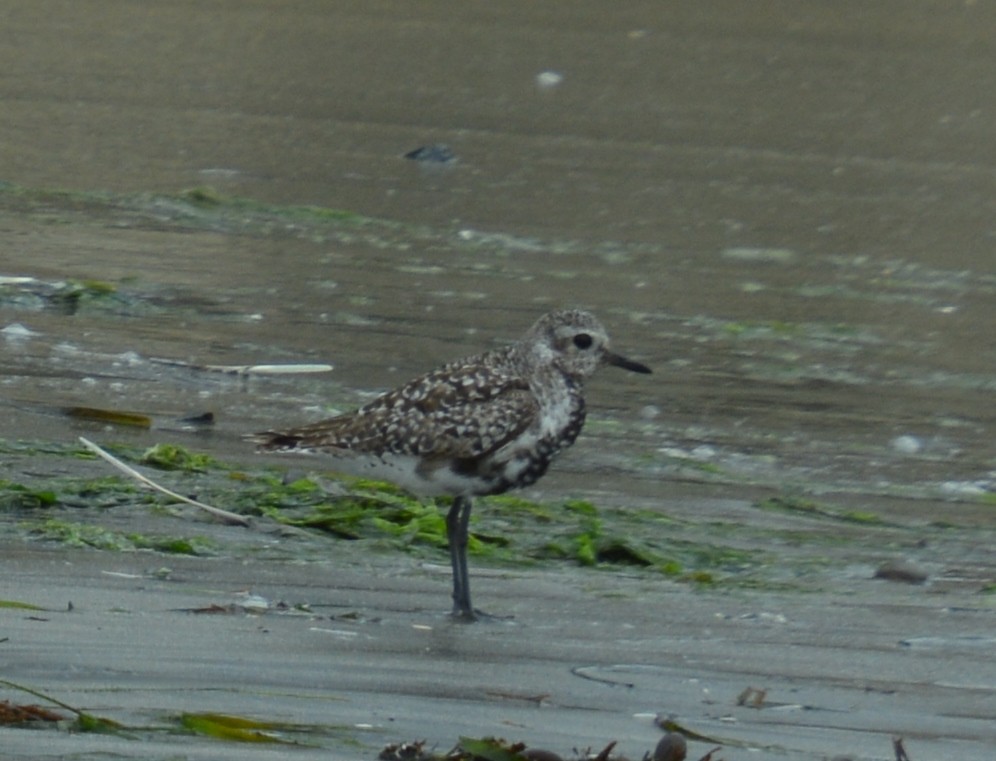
[249, 359, 538, 461]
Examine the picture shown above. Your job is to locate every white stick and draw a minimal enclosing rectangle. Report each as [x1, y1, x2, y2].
[149, 358, 333, 375]
[77, 437, 251, 527]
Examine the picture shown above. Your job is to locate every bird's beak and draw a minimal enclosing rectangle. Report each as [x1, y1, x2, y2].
[604, 350, 652, 374]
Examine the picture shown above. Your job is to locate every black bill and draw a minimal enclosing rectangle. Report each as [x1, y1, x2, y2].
[605, 351, 652, 374]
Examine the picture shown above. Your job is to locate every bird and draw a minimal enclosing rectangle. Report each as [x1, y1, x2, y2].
[247, 309, 651, 620]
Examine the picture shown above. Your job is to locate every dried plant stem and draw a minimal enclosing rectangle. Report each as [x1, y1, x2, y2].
[78, 436, 250, 527]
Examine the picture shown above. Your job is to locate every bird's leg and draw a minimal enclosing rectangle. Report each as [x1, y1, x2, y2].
[445, 496, 475, 620]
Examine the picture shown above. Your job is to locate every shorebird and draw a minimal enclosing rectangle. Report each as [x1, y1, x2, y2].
[248, 309, 651, 620]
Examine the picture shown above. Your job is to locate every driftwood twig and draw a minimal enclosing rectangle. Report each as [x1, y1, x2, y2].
[78, 437, 250, 527]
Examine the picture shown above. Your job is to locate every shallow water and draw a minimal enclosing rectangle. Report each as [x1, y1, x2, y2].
[2, 1, 993, 498]
[1, 2, 994, 759]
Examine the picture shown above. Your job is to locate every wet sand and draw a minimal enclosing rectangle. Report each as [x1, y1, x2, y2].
[2, 523, 993, 760]
[2, 2, 995, 759]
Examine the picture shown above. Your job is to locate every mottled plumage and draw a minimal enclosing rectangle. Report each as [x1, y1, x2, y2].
[248, 309, 651, 619]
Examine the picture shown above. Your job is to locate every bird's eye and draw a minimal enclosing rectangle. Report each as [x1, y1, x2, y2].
[573, 333, 593, 350]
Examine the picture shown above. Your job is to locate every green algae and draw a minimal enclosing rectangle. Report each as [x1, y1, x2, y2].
[0, 437, 768, 583]
[9, 440, 767, 590]
[1, 475, 145, 512]
[140, 443, 220, 472]
[4, 437, 971, 595]
[0, 677, 354, 745]
[0, 678, 127, 735]
[756, 495, 885, 525]
[0, 481, 58, 510]
[30, 518, 216, 555]
[0, 599, 47, 611]
[179, 712, 295, 744]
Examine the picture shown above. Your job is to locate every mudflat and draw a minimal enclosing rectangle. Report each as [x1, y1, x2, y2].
[2, 2, 995, 759]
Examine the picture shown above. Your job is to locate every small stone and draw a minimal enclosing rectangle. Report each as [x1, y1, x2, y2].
[689, 445, 716, 460]
[1, 322, 37, 339]
[721, 246, 795, 263]
[403, 144, 456, 164]
[522, 749, 563, 761]
[535, 70, 563, 89]
[653, 733, 687, 761]
[874, 560, 928, 584]
[890, 435, 922, 454]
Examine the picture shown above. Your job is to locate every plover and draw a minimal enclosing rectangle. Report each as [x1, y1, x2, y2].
[248, 309, 651, 620]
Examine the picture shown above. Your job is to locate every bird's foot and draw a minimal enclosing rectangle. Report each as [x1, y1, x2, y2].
[449, 606, 513, 623]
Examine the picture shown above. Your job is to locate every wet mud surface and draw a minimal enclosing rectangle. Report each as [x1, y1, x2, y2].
[1, 2, 995, 759]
